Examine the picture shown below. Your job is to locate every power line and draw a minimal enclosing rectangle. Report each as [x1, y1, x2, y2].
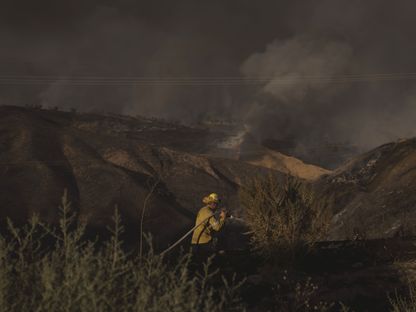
[0, 160, 107, 166]
[1, 72, 416, 86]
[2, 72, 416, 79]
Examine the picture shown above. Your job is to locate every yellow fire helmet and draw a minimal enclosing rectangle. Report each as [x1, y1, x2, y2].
[202, 193, 220, 204]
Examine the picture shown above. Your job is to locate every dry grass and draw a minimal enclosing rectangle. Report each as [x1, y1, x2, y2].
[239, 175, 332, 262]
[0, 192, 244, 312]
[390, 280, 416, 312]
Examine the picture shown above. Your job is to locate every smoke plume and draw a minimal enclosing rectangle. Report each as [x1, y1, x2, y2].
[238, 0, 416, 166]
[1, 1, 416, 166]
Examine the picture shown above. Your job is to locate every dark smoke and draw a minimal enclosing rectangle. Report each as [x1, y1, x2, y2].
[1, 1, 416, 167]
[240, 1, 416, 163]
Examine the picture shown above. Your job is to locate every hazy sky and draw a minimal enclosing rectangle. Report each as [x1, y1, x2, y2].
[1, 0, 416, 157]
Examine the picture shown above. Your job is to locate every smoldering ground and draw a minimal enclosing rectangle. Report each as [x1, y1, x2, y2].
[1, 0, 416, 166]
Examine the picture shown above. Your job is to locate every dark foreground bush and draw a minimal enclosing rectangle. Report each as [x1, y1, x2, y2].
[240, 175, 332, 262]
[0, 192, 244, 311]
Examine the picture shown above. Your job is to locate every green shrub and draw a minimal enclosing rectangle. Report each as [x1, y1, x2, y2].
[239, 175, 331, 262]
[0, 192, 244, 312]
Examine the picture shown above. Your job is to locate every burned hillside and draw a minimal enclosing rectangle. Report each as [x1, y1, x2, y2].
[316, 138, 416, 240]
[0, 105, 288, 247]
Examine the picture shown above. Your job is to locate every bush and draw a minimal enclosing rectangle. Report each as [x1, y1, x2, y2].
[0, 192, 244, 312]
[239, 175, 332, 262]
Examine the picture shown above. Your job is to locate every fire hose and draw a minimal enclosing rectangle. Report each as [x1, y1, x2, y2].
[159, 212, 244, 256]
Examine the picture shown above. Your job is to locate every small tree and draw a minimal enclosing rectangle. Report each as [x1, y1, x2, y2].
[240, 175, 332, 262]
[139, 176, 160, 259]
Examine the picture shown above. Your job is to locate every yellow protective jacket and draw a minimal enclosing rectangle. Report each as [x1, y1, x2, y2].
[191, 206, 225, 245]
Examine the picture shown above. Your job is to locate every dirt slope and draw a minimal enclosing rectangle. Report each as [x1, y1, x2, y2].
[247, 148, 331, 181]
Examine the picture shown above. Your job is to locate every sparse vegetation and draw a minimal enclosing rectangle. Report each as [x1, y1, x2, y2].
[0, 192, 244, 312]
[272, 275, 333, 312]
[239, 175, 332, 262]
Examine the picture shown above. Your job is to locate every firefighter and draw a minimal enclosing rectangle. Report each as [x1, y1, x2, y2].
[191, 193, 226, 259]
